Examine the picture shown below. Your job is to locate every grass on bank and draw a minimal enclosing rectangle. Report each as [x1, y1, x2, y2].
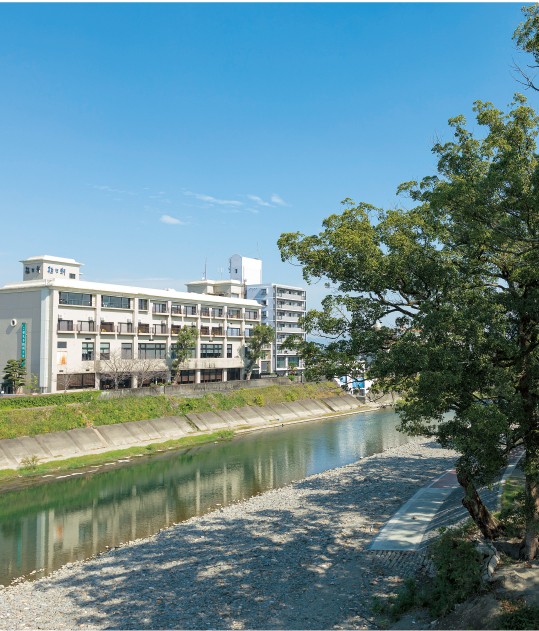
[0, 382, 342, 441]
[0, 390, 100, 410]
[0, 429, 235, 486]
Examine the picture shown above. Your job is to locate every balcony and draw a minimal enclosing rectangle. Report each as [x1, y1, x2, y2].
[171, 305, 182, 315]
[99, 322, 115, 333]
[211, 309, 224, 318]
[211, 327, 224, 336]
[244, 311, 259, 320]
[152, 304, 168, 314]
[185, 306, 197, 316]
[201, 308, 210, 317]
[138, 324, 150, 334]
[77, 321, 96, 333]
[153, 324, 168, 335]
[57, 320, 74, 332]
[117, 323, 134, 334]
[227, 310, 241, 319]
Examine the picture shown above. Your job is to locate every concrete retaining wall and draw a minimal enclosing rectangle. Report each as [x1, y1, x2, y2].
[98, 376, 303, 400]
[0, 394, 366, 470]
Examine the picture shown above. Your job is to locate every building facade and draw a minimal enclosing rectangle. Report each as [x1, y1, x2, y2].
[245, 283, 307, 375]
[0, 256, 261, 393]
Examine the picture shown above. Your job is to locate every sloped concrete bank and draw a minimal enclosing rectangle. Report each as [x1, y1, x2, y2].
[0, 395, 368, 470]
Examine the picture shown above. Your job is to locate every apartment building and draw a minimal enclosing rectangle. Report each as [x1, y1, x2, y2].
[245, 283, 307, 375]
[0, 256, 261, 392]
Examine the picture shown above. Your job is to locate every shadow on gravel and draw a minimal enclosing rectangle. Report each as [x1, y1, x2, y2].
[44, 444, 454, 630]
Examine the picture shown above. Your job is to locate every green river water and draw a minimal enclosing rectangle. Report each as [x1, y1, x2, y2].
[0, 408, 412, 586]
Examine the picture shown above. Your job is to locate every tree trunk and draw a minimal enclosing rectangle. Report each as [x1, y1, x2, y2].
[457, 470, 506, 540]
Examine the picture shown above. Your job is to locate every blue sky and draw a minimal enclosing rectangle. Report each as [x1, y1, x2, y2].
[0, 3, 531, 308]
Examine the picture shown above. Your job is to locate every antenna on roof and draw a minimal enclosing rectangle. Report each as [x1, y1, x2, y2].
[204, 258, 207, 281]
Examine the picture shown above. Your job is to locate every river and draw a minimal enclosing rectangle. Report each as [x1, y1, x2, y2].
[0, 407, 413, 586]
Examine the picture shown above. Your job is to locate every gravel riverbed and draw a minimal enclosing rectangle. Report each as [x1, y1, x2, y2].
[0, 438, 459, 630]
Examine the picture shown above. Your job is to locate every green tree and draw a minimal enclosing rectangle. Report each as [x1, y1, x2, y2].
[512, 4, 539, 92]
[172, 326, 199, 383]
[27, 373, 40, 394]
[244, 324, 274, 380]
[279, 94, 539, 558]
[3, 359, 27, 393]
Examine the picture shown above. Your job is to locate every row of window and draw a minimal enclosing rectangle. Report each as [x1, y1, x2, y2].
[59, 292, 259, 318]
[57, 367, 244, 390]
[57, 319, 251, 337]
[76, 342, 235, 361]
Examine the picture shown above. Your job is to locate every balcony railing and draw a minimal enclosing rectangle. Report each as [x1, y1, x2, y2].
[57, 320, 74, 332]
[245, 312, 259, 320]
[211, 327, 224, 336]
[77, 321, 96, 332]
[117, 323, 134, 334]
[185, 306, 197, 316]
[153, 325, 168, 335]
[152, 304, 168, 314]
[200, 326, 210, 335]
[227, 310, 241, 319]
[138, 324, 150, 334]
[171, 305, 182, 315]
[99, 322, 115, 333]
[211, 309, 224, 318]
[201, 308, 210, 317]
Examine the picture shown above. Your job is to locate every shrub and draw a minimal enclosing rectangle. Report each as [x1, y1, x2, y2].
[254, 394, 264, 406]
[19, 455, 40, 470]
[288, 375, 295, 381]
[496, 599, 539, 629]
[0, 391, 99, 410]
[371, 577, 427, 622]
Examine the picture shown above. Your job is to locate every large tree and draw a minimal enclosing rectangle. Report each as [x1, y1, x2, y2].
[279, 94, 539, 558]
[2, 359, 27, 394]
[171, 326, 198, 384]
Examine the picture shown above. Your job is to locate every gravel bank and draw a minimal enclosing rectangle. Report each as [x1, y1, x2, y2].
[0, 438, 459, 630]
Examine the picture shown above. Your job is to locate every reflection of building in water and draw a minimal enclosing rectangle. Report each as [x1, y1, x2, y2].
[0, 438, 313, 585]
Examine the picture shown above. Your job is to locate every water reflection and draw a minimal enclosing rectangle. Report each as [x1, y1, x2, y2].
[0, 408, 410, 585]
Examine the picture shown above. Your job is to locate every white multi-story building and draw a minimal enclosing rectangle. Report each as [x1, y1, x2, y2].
[245, 283, 307, 375]
[0, 255, 262, 393]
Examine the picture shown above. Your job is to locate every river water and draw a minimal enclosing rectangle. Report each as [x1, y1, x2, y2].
[0, 408, 413, 586]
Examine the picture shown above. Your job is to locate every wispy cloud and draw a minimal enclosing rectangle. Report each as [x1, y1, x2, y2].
[247, 208, 260, 214]
[93, 185, 135, 195]
[184, 191, 243, 206]
[160, 215, 187, 225]
[220, 208, 240, 214]
[247, 195, 272, 207]
[271, 194, 288, 206]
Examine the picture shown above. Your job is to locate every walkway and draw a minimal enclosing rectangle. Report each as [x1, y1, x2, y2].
[369, 445, 525, 552]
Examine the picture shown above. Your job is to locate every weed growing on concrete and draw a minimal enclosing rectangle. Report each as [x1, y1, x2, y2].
[18, 455, 40, 471]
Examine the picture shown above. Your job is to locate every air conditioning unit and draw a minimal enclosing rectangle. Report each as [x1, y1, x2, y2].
[89, 316, 94, 321]
[127, 319, 132, 323]
[101, 317, 105, 322]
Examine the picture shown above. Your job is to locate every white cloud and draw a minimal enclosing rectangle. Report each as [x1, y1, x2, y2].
[160, 215, 187, 225]
[271, 194, 288, 206]
[247, 208, 260, 214]
[184, 191, 243, 206]
[94, 185, 135, 195]
[220, 208, 240, 214]
[247, 195, 272, 207]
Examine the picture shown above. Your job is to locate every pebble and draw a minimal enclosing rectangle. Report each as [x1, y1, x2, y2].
[0, 438, 458, 630]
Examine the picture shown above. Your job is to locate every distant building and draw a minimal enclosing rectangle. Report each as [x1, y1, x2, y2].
[245, 283, 306, 375]
[0, 255, 261, 393]
[228, 254, 262, 286]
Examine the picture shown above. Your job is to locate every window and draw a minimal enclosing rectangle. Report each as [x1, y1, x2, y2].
[152, 302, 168, 313]
[227, 368, 241, 381]
[185, 305, 197, 315]
[227, 327, 240, 336]
[171, 304, 182, 314]
[57, 373, 95, 390]
[171, 346, 196, 359]
[59, 292, 92, 306]
[245, 328, 253, 338]
[100, 343, 110, 360]
[245, 310, 258, 320]
[139, 299, 148, 310]
[200, 369, 223, 382]
[200, 344, 222, 358]
[69, 273, 76, 279]
[138, 343, 166, 359]
[176, 370, 196, 384]
[201, 307, 210, 317]
[82, 342, 94, 361]
[78, 321, 96, 332]
[211, 308, 223, 318]
[276, 357, 287, 368]
[57, 341, 67, 349]
[57, 319, 74, 331]
[261, 289, 267, 295]
[102, 295, 130, 309]
[121, 343, 133, 359]
[261, 311, 267, 317]
[227, 344, 232, 358]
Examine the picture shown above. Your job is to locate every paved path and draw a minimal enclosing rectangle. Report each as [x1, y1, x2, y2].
[369, 445, 526, 552]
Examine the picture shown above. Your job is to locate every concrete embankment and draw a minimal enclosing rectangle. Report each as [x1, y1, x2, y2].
[0, 394, 366, 470]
